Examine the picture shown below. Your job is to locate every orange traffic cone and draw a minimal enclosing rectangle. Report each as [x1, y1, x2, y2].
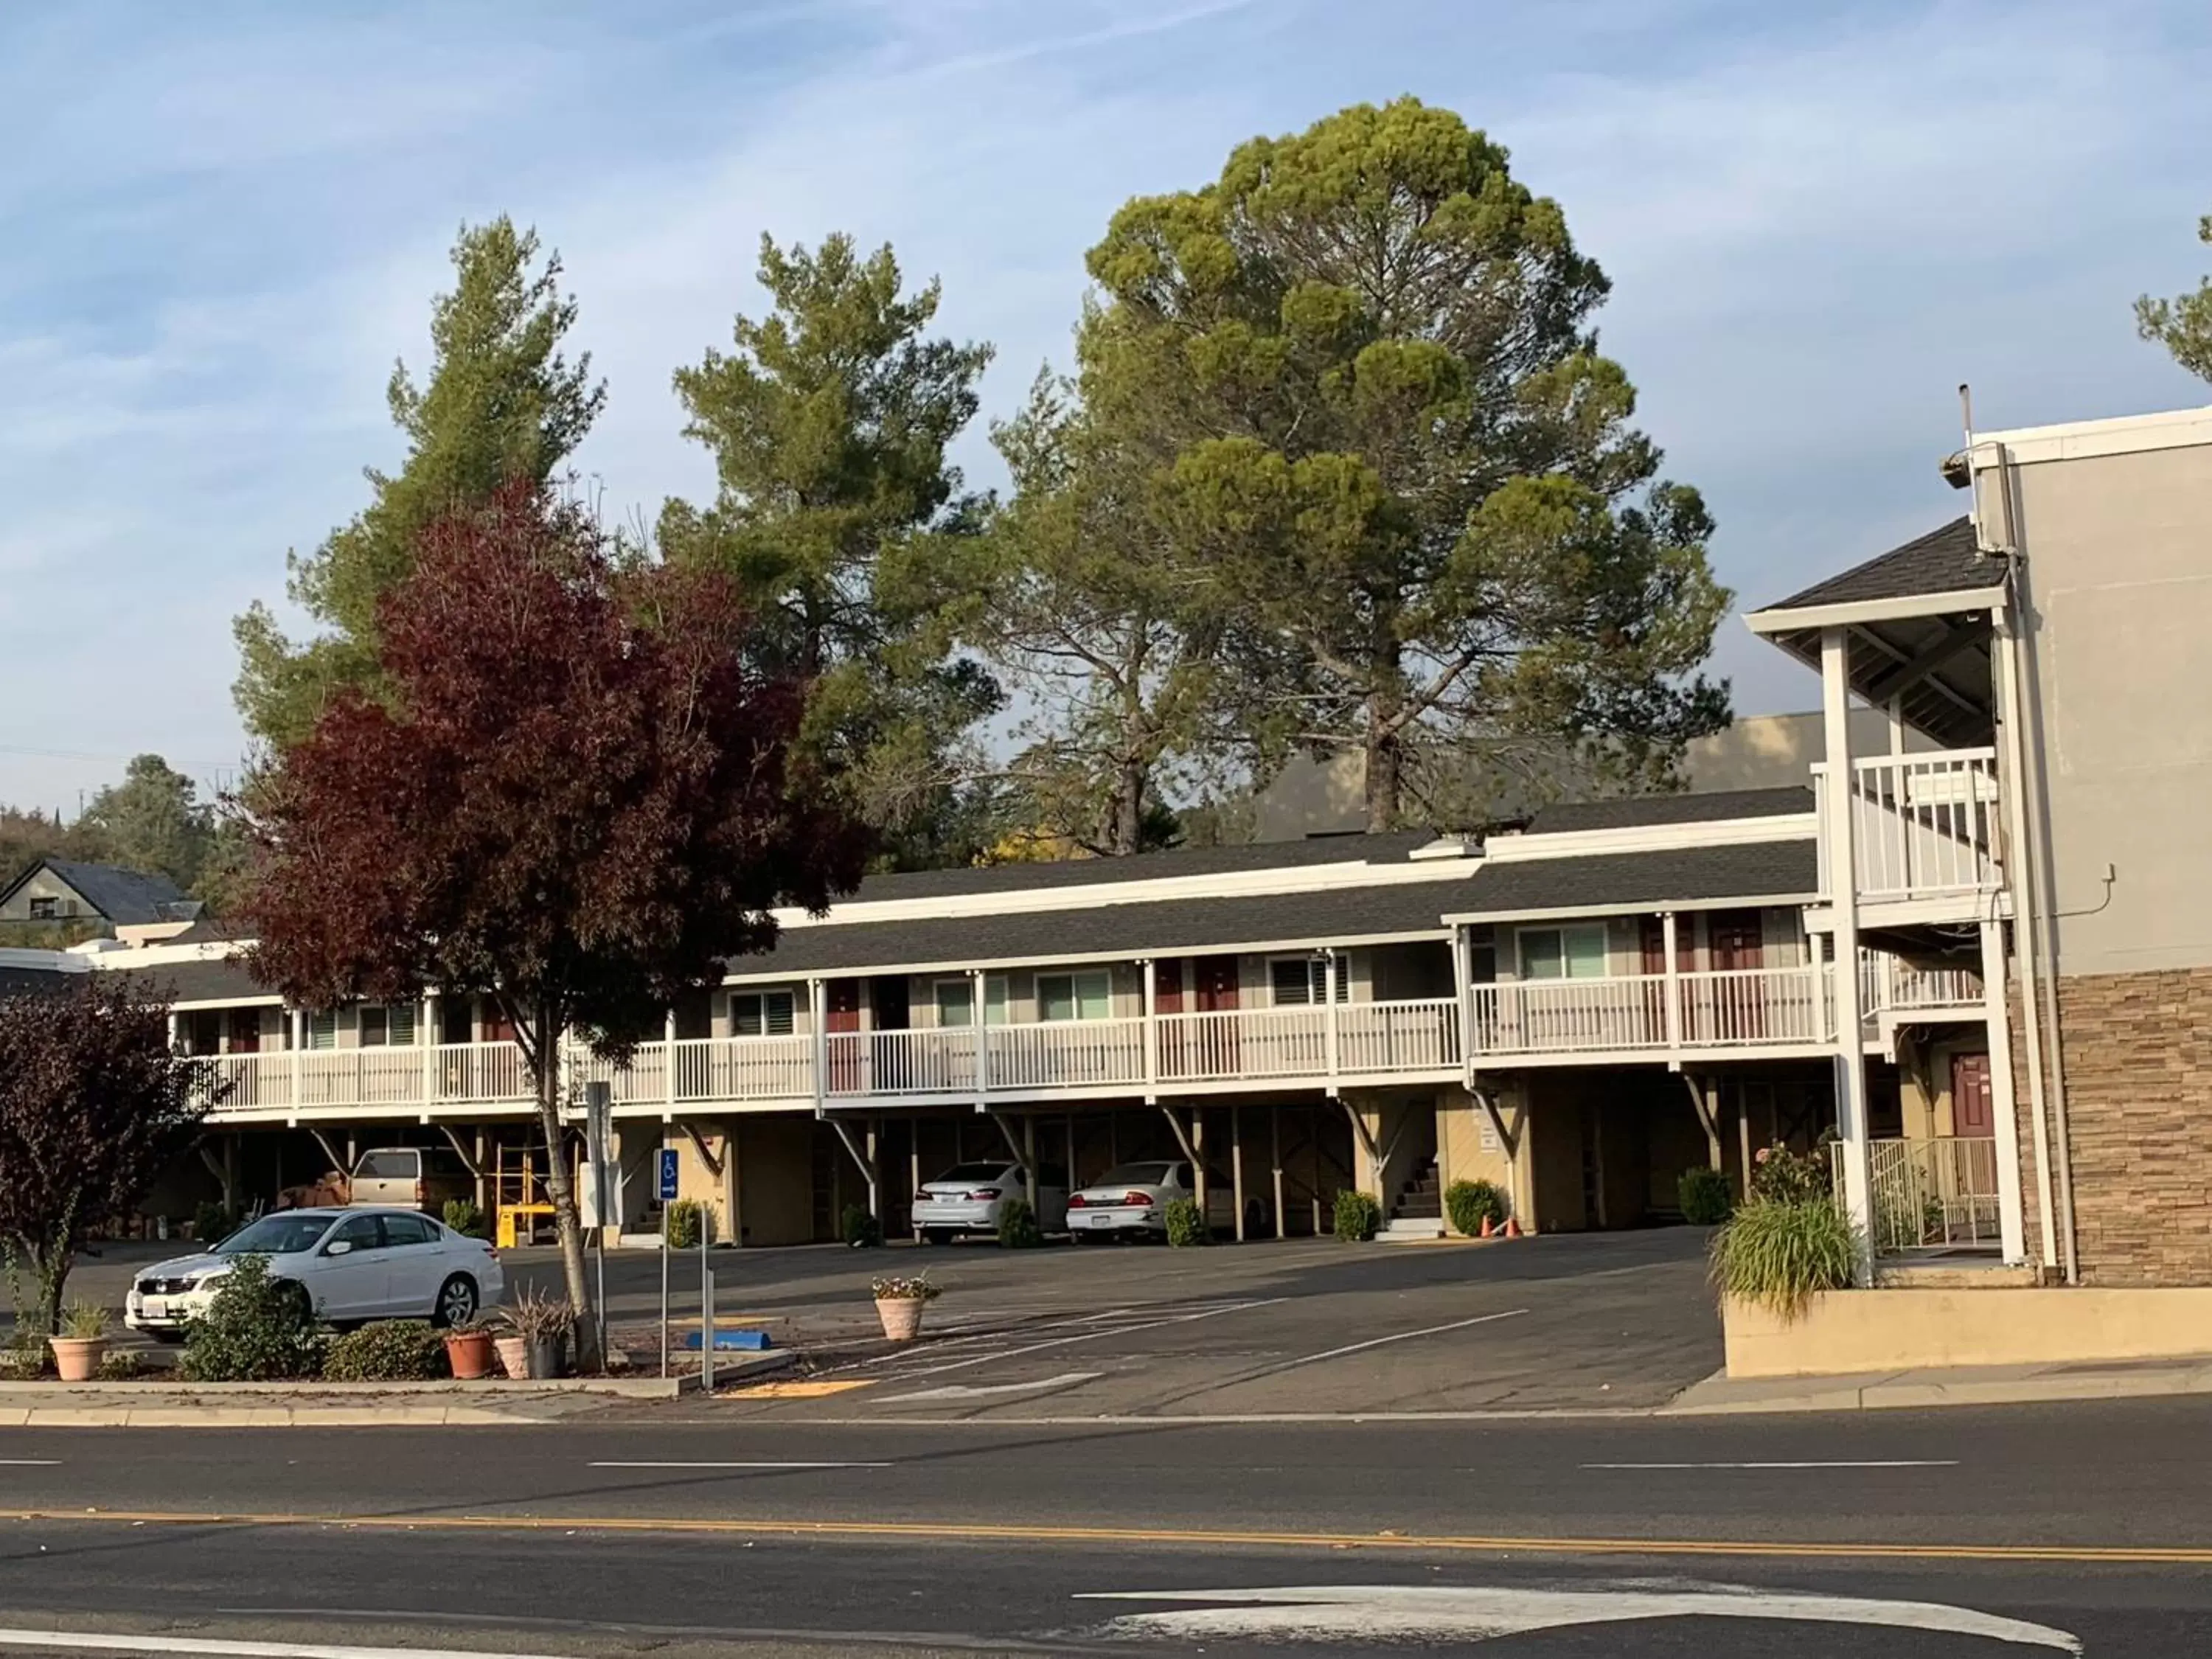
[1504, 1216, 1523, 1239]
[1478, 1214, 1495, 1239]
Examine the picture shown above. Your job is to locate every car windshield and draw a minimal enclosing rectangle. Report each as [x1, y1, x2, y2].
[215, 1214, 333, 1256]
[1093, 1163, 1174, 1186]
[932, 1163, 1010, 1183]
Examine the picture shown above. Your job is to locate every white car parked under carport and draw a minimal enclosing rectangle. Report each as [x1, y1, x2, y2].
[911, 1161, 1068, 1243]
[1065, 1161, 1261, 1240]
[125, 1206, 503, 1339]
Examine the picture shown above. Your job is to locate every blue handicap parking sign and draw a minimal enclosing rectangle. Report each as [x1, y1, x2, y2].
[658, 1147, 681, 1202]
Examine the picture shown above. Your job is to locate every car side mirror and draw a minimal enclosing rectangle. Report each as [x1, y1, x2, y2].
[325, 1240, 353, 1256]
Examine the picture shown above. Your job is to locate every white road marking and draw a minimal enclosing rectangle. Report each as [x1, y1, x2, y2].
[585, 1460, 891, 1470]
[1076, 1582, 2080, 1650]
[0, 1461, 60, 1467]
[1584, 1460, 1961, 1470]
[0, 1630, 576, 1659]
[874, 1297, 1285, 1383]
[1278, 1308, 1528, 1368]
[887, 1371, 1102, 1403]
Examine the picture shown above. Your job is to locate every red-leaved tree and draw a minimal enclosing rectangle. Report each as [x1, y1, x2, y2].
[241, 483, 868, 1366]
[0, 975, 214, 1335]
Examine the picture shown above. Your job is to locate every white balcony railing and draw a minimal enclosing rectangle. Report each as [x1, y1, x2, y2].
[1815, 749, 2001, 904]
[1834, 1135, 2003, 1253]
[1677, 967, 1829, 1048]
[193, 954, 1979, 1119]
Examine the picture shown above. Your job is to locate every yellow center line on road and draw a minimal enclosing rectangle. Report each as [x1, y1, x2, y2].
[1, 1508, 2208, 1567]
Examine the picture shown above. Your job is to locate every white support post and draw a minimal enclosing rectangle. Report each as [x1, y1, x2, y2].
[1231, 1107, 1246, 1242]
[1270, 1107, 1286, 1240]
[1981, 917, 2028, 1265]
[422, 995, 439, 1105]
[808, 979, 829, 1116]
[1450, 924, 1475, 1088]
[970, 967, 990, 1110]
[665, 1006, 678, 1110]
[290, 1008, 304, 1107]
[1809, 930, 1829, 1041]
[1141, 957, 1160, 1103]
[1323, 950, 1340, 1094]
[1660, 911, 1682, 1054]
[1821, 625, 1875, 1280]
[867, 1119, 882, 1221]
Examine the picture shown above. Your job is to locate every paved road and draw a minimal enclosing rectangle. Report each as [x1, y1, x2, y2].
[1, 1401, 2210, 1652]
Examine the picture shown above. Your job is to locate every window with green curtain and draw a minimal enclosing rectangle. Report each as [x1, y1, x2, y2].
[1519, 925, 1609, 981]
[1038, 970, 1111, 1022]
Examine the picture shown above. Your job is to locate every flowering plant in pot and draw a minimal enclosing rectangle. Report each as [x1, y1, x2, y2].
[442, 1315, 495, 1380]
[498, 1286, 574, 1378]
[49, 1301, 110, 1382]
[869, 1272, 941, 1342]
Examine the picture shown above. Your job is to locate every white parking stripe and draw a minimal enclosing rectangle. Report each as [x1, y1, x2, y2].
[586, 1461, 891, 1470]
[1276, 1308, 1529, 1369]
[1583, 1460, 1961, 1470]
[0, 1461, 60, 1467]
[877, 1297, 1286, 1384]
[0, 1631, 571, 1659]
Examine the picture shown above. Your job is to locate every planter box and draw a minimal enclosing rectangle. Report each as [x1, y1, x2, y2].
[1724, 1287, 2212, 1378]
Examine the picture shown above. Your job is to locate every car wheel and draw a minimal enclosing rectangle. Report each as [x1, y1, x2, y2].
[920, 1228, 950, 1248]
[271, 1279, 313, 1324]
[433, 1274, 479, 1329]
[149, 1329, 186, 1346]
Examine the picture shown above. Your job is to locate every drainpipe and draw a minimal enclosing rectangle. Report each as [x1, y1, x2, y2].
[2000, 560, 2079, 1283]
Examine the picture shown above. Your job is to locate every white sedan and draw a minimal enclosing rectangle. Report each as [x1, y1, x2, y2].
[1065, 1161, 1262, 1240]
[911, 1161, 1068, 1243]
[125, 1206, 504, 1339]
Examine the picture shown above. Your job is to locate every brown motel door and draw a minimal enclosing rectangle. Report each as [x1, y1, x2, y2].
[1952, 1051, 1995, 1137]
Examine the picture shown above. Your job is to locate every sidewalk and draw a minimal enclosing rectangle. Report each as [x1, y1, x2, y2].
[1666, 1353, 2212, 1414]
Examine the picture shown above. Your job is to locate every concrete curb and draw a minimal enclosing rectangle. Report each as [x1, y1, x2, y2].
[1661, 1359, 2212, 1416]
[0, 1352, 793, 1425]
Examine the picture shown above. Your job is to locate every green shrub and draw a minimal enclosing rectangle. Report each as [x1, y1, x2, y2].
[1162, 1197, 1208, 1248]
[96, 1350, 148, 1381]
[1331, 1190, 1382, 1242]
[842, 1203, 884, 1248]
[1444, 1178, 1508, 1237]
[178, 1254, 324, 1380]
[0, 1332, 49, 1379]
[1709, 1197, 1861, 1320]
[1677, 1166, 1735, 1226]
[995, 1197, 1043, 1249]
[664, 1198, 707, 1250]
[192, 1200, 237, 1245]
[323, 1320, 448, 1381]
[442, 1199, 487, 1239]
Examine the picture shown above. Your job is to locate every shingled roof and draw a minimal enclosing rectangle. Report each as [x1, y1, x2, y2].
[2, 858, 195, 925]
[1761, 518, 2000, 613]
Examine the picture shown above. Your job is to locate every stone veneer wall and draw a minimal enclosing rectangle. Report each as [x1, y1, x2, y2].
[2011, 967, 2212, 1285]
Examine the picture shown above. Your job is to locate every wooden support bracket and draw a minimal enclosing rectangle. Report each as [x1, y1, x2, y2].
[680, 1119, 726, 1180]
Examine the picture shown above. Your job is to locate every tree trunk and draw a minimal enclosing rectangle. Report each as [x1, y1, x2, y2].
[1364, 702, 1403, 832]
[529, 1013, 602, 1373]
[27, 1241, 69, 1339]
[1107, 754, 1147, 856]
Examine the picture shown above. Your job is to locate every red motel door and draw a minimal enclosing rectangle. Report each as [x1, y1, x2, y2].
[1952, 1052, 1995, 1137]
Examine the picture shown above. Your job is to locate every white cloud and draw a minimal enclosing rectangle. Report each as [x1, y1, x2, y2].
[2, 0, 2209, 808]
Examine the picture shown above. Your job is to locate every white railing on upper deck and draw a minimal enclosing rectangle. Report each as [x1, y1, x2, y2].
[1337, 998, 1461, 1074]
[824, 1028, 980, 1099]
[1676, 966, 1829, 1047]
[1815, 749, 2001, 903]
[1157, 1006, 1329, 1083]
[1861, 953, 1985, 1015]
[1468, 975, 1669, 1057]
[986, 1018, 1147, 1092]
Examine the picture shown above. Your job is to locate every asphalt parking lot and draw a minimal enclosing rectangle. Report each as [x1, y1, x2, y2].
[576, 1225, 1725, 1420]
[21, 1225, 1724, 1419]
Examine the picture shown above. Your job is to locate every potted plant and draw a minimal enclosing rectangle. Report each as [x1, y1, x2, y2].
[49, 1300, 110, 1382]
[870, 1272, 941, 1342]
[443, 1315, 495, 1380]
[499, 1286, 574, 1378]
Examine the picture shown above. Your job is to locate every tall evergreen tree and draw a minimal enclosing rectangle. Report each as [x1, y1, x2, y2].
[234, 218, 604, 748]
[72, 754, 212, 890]
[661, 233, 999, 862]
[1082, 98, 1731, 830]
[2136, 209, 2212, 383]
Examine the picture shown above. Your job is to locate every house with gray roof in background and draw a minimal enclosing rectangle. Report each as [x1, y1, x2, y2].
[0, 857, 201, 942]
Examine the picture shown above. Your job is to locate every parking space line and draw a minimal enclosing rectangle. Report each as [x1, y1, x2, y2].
[0, 1461, 60, 1467]
[586, 1461, 892, 1470]
[1583, 1461, 1961, 1471]
[878, 1297, 1287, 1384]
[1276, 1309, 1531, 1371]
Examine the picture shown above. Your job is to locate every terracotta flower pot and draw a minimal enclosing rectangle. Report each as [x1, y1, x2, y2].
[876, 1296, 925, 1342]
[445, 1329, 495, 1380]
[49, 1337, 105, 1383]
[493, 1335, 531, 1379]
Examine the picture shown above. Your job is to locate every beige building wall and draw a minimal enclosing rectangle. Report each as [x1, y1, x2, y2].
[2005, 437, 2212, 978]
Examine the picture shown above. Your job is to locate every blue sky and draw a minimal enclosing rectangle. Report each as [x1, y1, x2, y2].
[4, 0, 2210, 812]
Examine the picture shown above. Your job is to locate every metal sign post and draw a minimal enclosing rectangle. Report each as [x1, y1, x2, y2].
[656, 1147, 679, 1379]
[700, 1267, 716, 1394]
[584, 1082, 612, 1366]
